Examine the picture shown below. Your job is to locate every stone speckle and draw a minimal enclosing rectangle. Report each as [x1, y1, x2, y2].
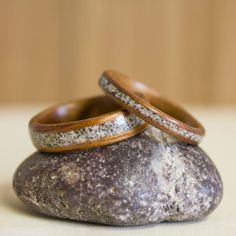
[13, 128, 223, 226]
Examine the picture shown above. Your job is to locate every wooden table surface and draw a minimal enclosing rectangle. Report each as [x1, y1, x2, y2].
[0, 105, 235, 236]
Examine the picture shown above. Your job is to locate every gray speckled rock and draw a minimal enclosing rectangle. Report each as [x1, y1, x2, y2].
[13, 128, 223, 226]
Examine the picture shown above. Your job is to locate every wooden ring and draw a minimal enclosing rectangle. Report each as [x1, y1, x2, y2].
[29, 95, 147, 152]
[99, 70, 205, 145]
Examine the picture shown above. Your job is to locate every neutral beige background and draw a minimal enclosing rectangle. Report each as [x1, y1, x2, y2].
[0, 0, 236, 104]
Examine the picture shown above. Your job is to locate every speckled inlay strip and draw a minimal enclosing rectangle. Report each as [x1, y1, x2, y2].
[99, 76, 202, 143]
[30, 113, 144, 149]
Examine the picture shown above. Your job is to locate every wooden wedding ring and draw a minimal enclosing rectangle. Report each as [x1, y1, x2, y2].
[99, 70, 205, 145]
[29, 95, 147, 152]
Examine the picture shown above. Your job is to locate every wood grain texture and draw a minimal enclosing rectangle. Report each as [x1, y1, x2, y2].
[100, 70, 204, 145]
[0, 0, 235, 104]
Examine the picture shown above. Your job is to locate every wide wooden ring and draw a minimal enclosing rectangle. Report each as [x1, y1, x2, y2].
[29, 95, 147, 152]
[99, 70, 205, 145]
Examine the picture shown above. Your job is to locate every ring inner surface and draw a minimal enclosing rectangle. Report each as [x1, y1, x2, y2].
[148, 96, 199, 128]
[38, 96, 121, 125]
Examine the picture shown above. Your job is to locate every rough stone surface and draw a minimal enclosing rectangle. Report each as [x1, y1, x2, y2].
[13, 128, 223, 226]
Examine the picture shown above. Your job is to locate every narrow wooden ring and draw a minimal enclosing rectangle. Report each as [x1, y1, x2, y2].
[29, 95, 147, 152]
[99, 70, 205, 145]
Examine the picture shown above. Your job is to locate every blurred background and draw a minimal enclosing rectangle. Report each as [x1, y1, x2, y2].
[1, 2, 236, 230]
[0, 0, 236, 104]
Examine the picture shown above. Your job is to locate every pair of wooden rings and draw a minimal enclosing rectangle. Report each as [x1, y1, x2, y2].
[29, 70, 205, 152]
